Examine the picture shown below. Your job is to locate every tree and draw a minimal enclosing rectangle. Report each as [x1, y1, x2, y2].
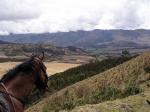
[121, 49, 131, 58]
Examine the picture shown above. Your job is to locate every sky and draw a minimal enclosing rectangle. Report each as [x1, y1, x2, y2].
[0, 0, 150, 34]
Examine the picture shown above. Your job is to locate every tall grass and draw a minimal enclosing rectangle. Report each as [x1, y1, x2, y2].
[48, 57, 134, 92]
[26, 56, 135, 107]
[43, 84, 142, 111]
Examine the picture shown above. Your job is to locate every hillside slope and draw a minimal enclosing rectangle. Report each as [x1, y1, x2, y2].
[26, 52, 150, 112]
[26, 56, 132, 107]
[0, 44, 87, 56]
[0, 40, 10, 44]
[71, 88, 150, 112]
[0, 44, 91, 62]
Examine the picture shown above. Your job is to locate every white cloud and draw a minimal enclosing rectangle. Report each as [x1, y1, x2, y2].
[0, 0, 41, 21]
[0, 0, 150, 34]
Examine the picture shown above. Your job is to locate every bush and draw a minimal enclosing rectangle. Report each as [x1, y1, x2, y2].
[122, 83, 142, 97]
[144, 67, 150, 73]
[91, 84, 142, 104]
[91, 87, 122, 103]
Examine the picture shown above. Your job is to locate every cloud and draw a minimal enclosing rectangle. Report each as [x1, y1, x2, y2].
[0, 0, 41, 21]
[0, 0, 150, 34]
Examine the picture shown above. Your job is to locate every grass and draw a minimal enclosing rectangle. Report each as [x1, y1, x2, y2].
[71, 88, 150, 112]
[26, 52, 150, 112]
[42, 84, 142, 111]
[26, 56, 133, 108]
[47, 56, 133, 92]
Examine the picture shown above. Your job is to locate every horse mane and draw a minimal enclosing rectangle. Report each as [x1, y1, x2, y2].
[0, 59, 34, 82]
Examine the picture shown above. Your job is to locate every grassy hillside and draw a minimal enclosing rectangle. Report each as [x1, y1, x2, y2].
[26, 56, 132, 107]
[26, 52, 150, 112]
[47, 57, 133, 93]
[0, 44, 88, 62]
[71, 88, 150, 112]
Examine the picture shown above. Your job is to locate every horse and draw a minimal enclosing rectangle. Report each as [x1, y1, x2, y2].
[0, 52, 48, 112]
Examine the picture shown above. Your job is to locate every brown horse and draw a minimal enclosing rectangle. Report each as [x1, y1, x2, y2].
[0, 52, 48, 112]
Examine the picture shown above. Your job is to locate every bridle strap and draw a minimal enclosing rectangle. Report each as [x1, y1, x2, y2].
[0, 83, 25, 104]
[0, 82, 17, 112]
[0, 83, 25, 112]
[34, 57, 45, 72]
[34, 57, 42, 63]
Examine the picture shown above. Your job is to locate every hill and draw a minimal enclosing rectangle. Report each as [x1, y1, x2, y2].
[0, 29, 149, 56]
[0, 44, 90, 62]
[0, 29, 150, 49]
[0, 40, 10, 44]
[26, 56, 133, 107]
[0, 44, 87, 56]
[26, 52, 150, 112]
[71, 88, 150, 112]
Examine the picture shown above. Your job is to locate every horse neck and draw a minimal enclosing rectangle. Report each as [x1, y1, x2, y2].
[4, 72, 36, 101]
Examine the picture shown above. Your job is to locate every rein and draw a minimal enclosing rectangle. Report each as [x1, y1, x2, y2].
[0, 82, 25, 112]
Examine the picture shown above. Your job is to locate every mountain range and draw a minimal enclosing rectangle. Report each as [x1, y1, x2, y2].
[0, 44, 90, 62]
[0, 29, 150, 49]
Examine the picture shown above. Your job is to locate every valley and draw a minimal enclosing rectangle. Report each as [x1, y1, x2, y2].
[0, 61, 80, 78]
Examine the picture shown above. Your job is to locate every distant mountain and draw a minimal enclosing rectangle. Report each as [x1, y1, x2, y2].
[0, 29, 150, 49]
[97, 40, 140, 47]
[0, 40, 10, 44]
[0, 44, 88, 59]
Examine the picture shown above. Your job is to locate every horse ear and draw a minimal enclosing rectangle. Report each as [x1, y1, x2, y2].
[38, 52, 44, 61]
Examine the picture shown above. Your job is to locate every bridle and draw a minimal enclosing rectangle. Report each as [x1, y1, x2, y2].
[0, 82, 25, 112]
[34, 57, 49, 89]
[34, 57, 46, 73]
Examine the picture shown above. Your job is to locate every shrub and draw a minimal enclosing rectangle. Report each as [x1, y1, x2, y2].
[144, 67, 150, 73]
[91, 87, 122, 104]
[122, 83, 142, 97]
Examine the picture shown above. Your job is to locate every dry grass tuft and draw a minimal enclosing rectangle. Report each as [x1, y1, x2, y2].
[71, 88, 150, 112]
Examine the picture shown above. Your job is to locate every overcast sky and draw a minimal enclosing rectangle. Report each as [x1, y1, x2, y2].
[0, 0, 150, 34]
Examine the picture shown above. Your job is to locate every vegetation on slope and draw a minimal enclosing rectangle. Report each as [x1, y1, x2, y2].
[26, 56, 133, 107]
[43, 84, 142, 112]
[26, 53, 150, 112]
[47, 56, 133, 92]
[26, 52, 150, 112]
[71, 88, 150, 112]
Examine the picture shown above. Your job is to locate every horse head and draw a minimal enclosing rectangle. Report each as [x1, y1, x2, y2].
[31, 52, 49, 92]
